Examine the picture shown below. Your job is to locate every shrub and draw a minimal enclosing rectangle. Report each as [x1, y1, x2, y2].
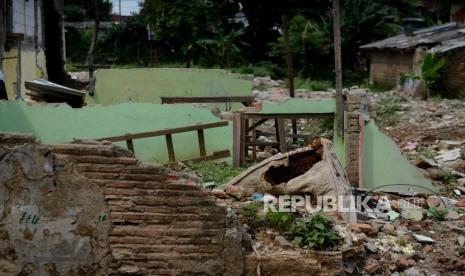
[287, 212, 340, 249]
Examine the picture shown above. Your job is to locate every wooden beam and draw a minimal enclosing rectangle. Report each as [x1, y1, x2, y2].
[232, 113, 243, 167]
[165, 134, 176, 162]
[277, 119, 288, 153]
[242, 113, 334, 120]
[97, 121, 228, 142]
[126, 139, 134, 153]
[177, 149, 230, 164]
[247, 119, 268, 132]
[160, 96, 254, 106]
[333, 0, 345, 136]
[197, 129, 206, 157]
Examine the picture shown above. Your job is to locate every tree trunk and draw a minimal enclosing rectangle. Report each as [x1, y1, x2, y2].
[87, 0, 100, 79]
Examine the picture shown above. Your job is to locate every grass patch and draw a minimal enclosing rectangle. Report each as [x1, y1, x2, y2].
[187, 161, 242, 185]
[266, 211, 296, 231]
[374, 97, 409, 126]
[290, 77, 332, 91]
[426, 206, 448, 221]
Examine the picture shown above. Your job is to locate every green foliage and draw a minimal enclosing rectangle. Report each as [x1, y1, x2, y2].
[288, 212, 340, 249]
[421, 53, 446, 97]
[292, 78, 332, 91]
[266, 212, 295, 231]
[187, 161, 242, 185]
[271, 14, 332, 79]
[197, 27, 247, 68]
[241, 202, 263, 228]
[438, 171, 455, 184]
[426, 206, 448, 221]
[399, 72, 420, 84]
[374, 97, 408, 125]
[64, 0, 112, 21]
[97, 15, 149, 65]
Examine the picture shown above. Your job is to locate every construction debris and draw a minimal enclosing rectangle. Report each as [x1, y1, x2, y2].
[25, 79, 86, 107]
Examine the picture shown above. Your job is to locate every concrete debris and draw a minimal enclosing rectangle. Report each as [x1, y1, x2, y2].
[413, 234, 435, 243]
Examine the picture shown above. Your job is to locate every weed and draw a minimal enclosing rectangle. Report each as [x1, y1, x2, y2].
[187, 161, 243, 185]
[374, 97, 409, 126]
[460, 148, 465, 160]
[287, 212, 340, 249]
[266, 211, 296, 232]
[426, 206, 448, 221]
[439, 172, 455, 184]
[399, 239, 407, 247]
[241, 202, 263, 228]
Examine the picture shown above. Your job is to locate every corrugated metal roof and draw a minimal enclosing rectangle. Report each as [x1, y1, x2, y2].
[360, 22, 465, 51]
[430, 37, 465, 53]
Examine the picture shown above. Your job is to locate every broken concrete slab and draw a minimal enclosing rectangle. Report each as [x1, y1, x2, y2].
[89, 68, 254, 108]
[0, 101, 232, 164]
[363, 119, 436, 194]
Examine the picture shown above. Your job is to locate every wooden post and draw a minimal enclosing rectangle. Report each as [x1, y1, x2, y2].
[197, 129, 206, 157]
[165, 134, 176, 162]
[277, 119, 288, 153]
[282, 14, 298, 144]
[232, 113, 243, 167]
[333, 0, 345, 136]
[251, 119, 257, 161]
[126, 139, 134, 153]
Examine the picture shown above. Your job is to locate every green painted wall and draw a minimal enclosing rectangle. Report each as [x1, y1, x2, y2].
[363, 119, 435, 193]
[260, 98, 336, 114]
[0, 101, 232, 164]
[88, 68, 253, 108]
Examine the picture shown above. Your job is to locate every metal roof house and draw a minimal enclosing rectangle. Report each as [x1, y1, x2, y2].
[360, 23, 465, 98]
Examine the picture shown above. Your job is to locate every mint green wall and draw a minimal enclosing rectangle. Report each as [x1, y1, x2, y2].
[0, 101, 232, 164]
[363, 119, 435, 193]
[88, 68, 253, 107]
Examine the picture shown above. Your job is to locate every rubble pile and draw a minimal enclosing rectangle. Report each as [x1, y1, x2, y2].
[371, 91, 465, 191]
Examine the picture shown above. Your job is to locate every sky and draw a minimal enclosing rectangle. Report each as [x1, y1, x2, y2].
[110, 0, 143, 16]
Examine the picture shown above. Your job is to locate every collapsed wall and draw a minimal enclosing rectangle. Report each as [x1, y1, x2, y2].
[0, 132, 342, 275]
[0, 133, 248, 275]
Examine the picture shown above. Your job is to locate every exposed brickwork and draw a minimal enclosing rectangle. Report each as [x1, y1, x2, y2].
[369, 51, 414, 87]
[1, 133, 343, 275]
[440, 48, 465, 99]
[345, 90, 368, 186]
[50, 141, 235, 275]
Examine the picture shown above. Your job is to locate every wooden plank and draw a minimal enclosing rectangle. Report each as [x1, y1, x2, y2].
[251, 119, 257, 161]
[247, 119, 268, 132]
[255, 131, 312, 139]
[277, 119, 288, 153]
[245, 141, 279, 146]
[126, 139, 135, 153]
[177, 150, 230, 164]
[165, 134, 176, 162]
[197, 129, 206, 157]
[97, 121, 228, 142]
[160, 96, 254, 106]
[242, 113, 334, 120]
[232, 113, 242, 167]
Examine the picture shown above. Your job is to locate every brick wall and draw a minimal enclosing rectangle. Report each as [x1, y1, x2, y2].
[369, 51, 415, 87]
[0, 132, 344, 275]
[345, 90, 368, 186]
[441, 48, 465, 98]
[0, 133, 247, 275]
